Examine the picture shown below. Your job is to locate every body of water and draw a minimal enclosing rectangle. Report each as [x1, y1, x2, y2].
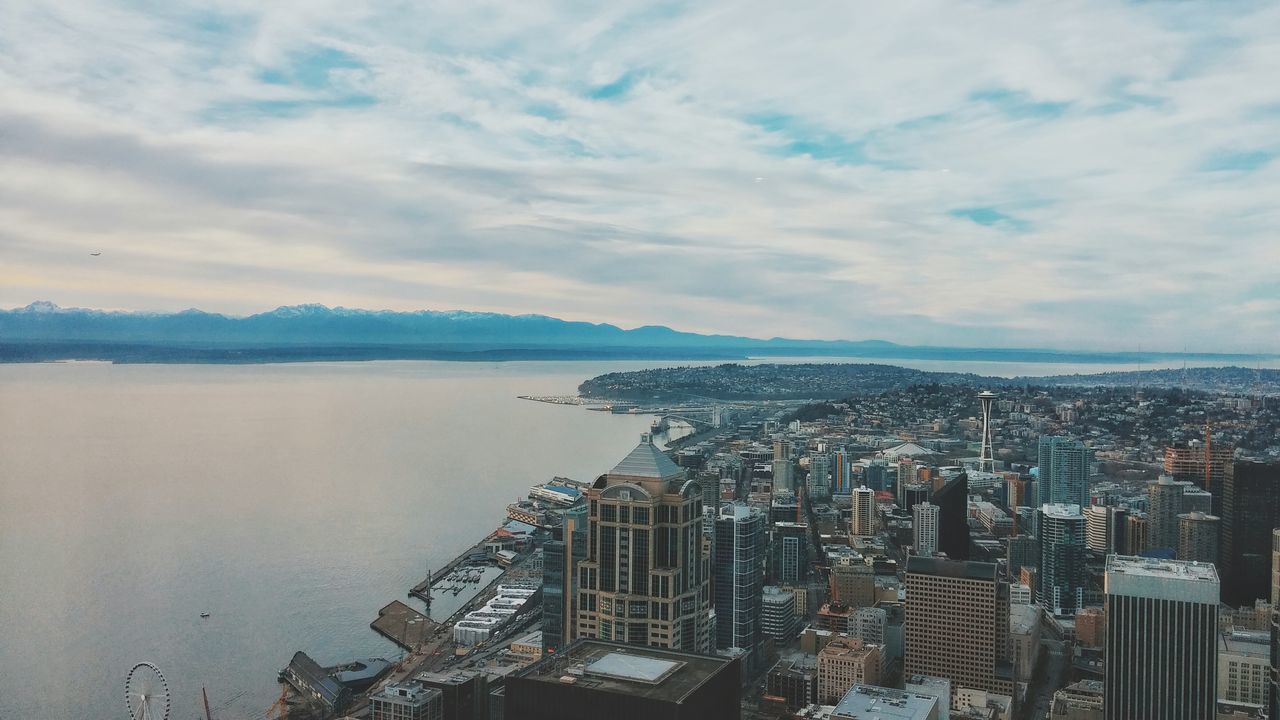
[0, 355, 1266, 719]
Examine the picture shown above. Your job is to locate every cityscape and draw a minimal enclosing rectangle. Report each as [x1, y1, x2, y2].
[4, 2, 1280, 720]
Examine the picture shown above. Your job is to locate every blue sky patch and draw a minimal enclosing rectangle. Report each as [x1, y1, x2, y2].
[970, 88, 1071, 120]
[1200, 149, 1274, 172]
[588, 71, 643, 101]
[746, 113, 871, 165]
[950, 206, 1031, 232]
[259, 47, 365, 89]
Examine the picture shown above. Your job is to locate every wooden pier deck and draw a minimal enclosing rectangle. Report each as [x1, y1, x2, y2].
[370, 601, 438, 650]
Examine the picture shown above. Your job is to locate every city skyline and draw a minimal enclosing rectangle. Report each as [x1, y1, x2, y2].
[3, 3, 1280, 351]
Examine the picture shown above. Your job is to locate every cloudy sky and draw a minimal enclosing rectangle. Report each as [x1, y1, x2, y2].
[1, 2, 1277, 350]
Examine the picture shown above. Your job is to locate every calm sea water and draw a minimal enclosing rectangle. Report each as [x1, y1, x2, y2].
[0, 356, 1265, 719]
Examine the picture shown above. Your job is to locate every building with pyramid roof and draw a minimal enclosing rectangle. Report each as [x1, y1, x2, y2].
[574, 434, 714, 654]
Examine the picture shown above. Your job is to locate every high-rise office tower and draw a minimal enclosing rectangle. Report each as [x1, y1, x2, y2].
[1037, 504, 1086, 615]
[774, 439, 793, 463]
[1104, 555, 1219, 720]
[1270, 528, 1279, 720]
[773, 459, 795, 492]
[761, 585, 797, 643]
[1147, 476, 1184, 554]
[932, 473, 970, 561]
[978, 390, 997, 474]
[902, 483, 931, 513]
[1176, 511, 1219, 564]
[833, 451, 851, 495]
[1222, 461, 1280, 605]
[904, 556, 1013, 697]
[1007, 535, 1038, 577]
[543, 503, 589, 654]
[713, 502, 765, 657]
[851, 485, 876, 537]
[809, 453, 831, 494]
[576, 435, 712, 653]
[913, 502, 939, 557]
[1038, 436, 1093, 508]
[770, 521, 809, 586]
[1165, 442, 1234, 515]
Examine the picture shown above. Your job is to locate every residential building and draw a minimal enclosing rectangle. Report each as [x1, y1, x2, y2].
[1083, 505, 1126, 556]
[904, 556, 1013, 697]
[576, 435, 712, 653]
[1147, 476, 1184, 554]
[1176, 511, 1220, 564]
[831, 563, 876, 608]
[771, 521, 810, 585]
[852, 485, 876, 537]
[850, 607, 887, 646]
[1037, 504, 1086, 615]
[1038, 436, 1092, 509]
[914, 502, 939, 557]
[1125, 513, 1149, 556]
[1164, 442, 1234, 515]
[810, 453, 831, 494]
[1103, 555, 1219, 720]
[817, 638, 883, 705]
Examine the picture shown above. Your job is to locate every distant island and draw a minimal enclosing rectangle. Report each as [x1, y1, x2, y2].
[578, 363, 1280, 401]
[1, 301, 1274, 366]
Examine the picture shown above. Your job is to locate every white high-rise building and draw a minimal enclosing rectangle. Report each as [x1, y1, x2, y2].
[1104, 555, 1219, 720]
[913, 502, 939, 557]
[851, 485, 876, 537]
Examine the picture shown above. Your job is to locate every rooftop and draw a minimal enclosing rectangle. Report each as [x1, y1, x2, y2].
[608, 435, 685, 481]
[514, 639, 734, 703]
[832, 684, 939, 719]
[1041, 503, 1082, 518]
[905, 555, 997, 582]
[1105, 555, 1219, 582]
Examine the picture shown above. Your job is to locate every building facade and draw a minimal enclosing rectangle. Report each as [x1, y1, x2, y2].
[714, 502, 765, 657]
[371, 682, 443, 720]
[1176, 511, 1219, 565]
[543, 503, 588, 654]
[1222, 461, 1280, 605]
[852, 485, 876, 537]
[1103, 555, 1219, 720]
[904, 556, 1013, 697]
[932, 474, 970, 561]
[816, 637, 882, 704]
[1039, 436, 1092, 509]
[1038, 504, 1086, 616]
[914, 502, 939, 557]
[575, 435, 713, 653]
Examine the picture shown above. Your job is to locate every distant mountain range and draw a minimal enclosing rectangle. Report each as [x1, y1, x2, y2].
[0, 301, 1272, 364]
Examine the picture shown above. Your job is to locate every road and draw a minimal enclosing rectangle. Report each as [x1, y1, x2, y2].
[1020, 638, 1068, 720]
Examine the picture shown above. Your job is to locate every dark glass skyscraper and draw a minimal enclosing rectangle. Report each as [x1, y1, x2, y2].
[1037, 503, 1086, 615]
[713, 503, 765, 658]
[1222, 461, 1280, 605]
[931, 473, 969, 561]
[542, 503, 588, 655]
[1038, 436, 1093, 508]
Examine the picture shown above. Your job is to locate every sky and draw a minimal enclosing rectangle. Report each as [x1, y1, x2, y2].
[1, 2, 1278, 351]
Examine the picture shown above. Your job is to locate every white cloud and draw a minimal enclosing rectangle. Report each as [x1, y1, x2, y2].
[0, 0, 1277, 350]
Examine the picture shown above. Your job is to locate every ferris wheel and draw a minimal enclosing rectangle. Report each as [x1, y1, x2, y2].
[125, 662, 171, 720]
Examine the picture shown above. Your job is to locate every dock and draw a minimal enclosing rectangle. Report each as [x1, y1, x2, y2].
[371, 601, 438, 650]
[409, 539, 492, 603]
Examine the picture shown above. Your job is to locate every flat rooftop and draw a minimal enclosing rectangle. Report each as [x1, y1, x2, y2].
[905, 555, 997, 581]
[1105, 555, 1219, 582]
[833, 684, 939, 719]
[515, 640, 733, 703]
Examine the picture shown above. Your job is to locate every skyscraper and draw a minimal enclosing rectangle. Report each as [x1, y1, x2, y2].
[833, 450, 851, 495]
[576, 435, 712, 653]
[761, 586, 797, 643]
[1084, 504, 1127, 556]
[913, 502, 939, 557]
[542, 503, 588, 654]
[904, 556, 1013, 697]
[1269, 528, 1279, 720]
[1104, 555, 1219, 720]
[851, 485, 876, 537]
[770, 521, 809, 586]
[1038, 436, 1092, 508]
[1037, 504, 1086, 616]
[1176, 511, 1219, 565]
[809, 453, 831, 494]
[1146, 476, 1183, 554]
[932, 473, 970, 561]
[772, 458, 795, 492]
[713, 502, 765, 658]
[1165, 442, 1234, 515]
[1222, 461, 1280, 605]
